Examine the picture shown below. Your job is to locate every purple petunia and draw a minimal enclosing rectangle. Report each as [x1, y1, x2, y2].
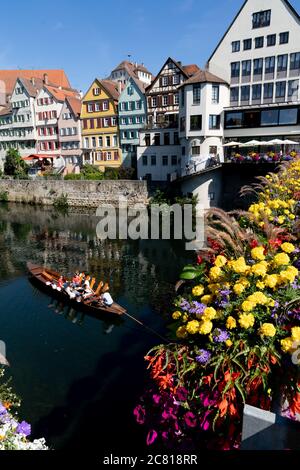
[0, 404, 7, 415]
[213, 329, 230, 343]
[196, 349, 211, 365]
[16, 421, 31, 437]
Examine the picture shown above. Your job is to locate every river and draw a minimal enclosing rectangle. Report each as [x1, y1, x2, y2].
[0, 203, 192, 451]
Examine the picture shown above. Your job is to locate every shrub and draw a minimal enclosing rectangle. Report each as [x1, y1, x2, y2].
[53, 193, 69, 210]
[0, 191, 8, 202]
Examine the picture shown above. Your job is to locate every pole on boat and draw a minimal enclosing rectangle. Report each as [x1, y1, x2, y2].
[124, 312, 169, 343]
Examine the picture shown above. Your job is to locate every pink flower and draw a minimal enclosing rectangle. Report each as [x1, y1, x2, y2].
[184, 411, 197, 428]
[146, 430, 158, 445]
[133, 405, 145, 425]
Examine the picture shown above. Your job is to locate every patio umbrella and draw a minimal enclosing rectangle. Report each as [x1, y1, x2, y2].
[240, 140, 262, 147]
[223, 141, 242, 147]
[282, 139, 298, 145]
[267, 139, 285, 145]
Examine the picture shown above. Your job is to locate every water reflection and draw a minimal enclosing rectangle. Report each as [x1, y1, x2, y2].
[0, 203, 192, 450]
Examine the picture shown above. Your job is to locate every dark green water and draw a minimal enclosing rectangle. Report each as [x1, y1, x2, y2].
[0, 203, 192, 451]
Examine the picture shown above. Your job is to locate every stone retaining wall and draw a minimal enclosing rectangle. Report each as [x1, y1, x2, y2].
[0, 179, 149, 207]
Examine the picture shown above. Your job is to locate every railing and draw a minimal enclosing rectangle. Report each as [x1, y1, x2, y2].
[181, 157, 221, 177]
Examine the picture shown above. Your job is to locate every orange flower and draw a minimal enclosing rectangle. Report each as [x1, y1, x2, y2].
[3, 402, 11, 410]
[218, 398, 228, 418]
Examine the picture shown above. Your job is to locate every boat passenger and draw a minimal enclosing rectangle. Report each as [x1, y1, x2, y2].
[56, 276, 64, 291]
[101, 291, 114, 307]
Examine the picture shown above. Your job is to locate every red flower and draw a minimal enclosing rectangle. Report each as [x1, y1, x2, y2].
[250, 240, 259, 249]
[196, 255, 203, 265]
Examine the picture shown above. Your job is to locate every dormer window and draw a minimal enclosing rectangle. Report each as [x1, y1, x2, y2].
[252, 10, 271, 29]
[93, 88, 101, 96]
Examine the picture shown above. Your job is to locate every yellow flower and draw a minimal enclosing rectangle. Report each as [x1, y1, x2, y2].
[256, 280, 265, 290]
[281, 243, 295, 254]
[267, 298, 275, 307]
[278, 216, 285, 225]
[248, 292, 268, 305]
[226, 316, 237, 330]
[186, 320, 200, 335]
[203, 307, 217, 321]
[230, 257, 249, 274]
[259, 323, 276, 338]
[274, 253, 290, 266]
[239, 313, 255, 329]
[251, 263, 268, 277]
[182, 314, 189, 323]
[233, 283, 246, 295]
[291, 327, 300, 342]
[214, 255, 227, 268]
[176, 326, 188, 339]
[225, 340, 233, 348]
[172, 311, 182, 320]
[192, 285, 204, 297]
[201, 295, 213, 305]
[264, 275, 278, 289]
[199, 321, 213, 335]
[241, 300, 256, 312]
[251, 246, 265, 261]
[209, 266, 223, 281]
[208, 283, 220, 294]
[281, 337, 294, 353]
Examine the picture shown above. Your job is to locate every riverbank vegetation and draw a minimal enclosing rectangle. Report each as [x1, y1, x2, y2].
[135, 159, 300, 450]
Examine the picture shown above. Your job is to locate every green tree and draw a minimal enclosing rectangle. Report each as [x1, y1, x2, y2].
[4, 149, 28, 177]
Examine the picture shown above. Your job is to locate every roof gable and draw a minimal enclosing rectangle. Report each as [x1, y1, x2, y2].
[146, 57, 189, 93]
[0, 69, 71, 96]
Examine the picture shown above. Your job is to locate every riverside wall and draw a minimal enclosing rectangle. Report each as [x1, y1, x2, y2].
[0, 179, 149, 207]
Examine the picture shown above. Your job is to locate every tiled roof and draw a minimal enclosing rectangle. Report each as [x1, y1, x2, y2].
[130, 76, 147, 93]
[0, 70, 71, 95]
[100, 79, 121, 101]
[45, 85, 80, 102]
[0, 106, 12, 116]
[182, 64, 201, 77]
[66, 96, 82, 116]
[111, 60, 152, 80]
[18, 77, 44, 97]
[179, 69, 228, 86]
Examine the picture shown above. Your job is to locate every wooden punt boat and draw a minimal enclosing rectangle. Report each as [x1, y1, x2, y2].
[27, 262, 126, 317]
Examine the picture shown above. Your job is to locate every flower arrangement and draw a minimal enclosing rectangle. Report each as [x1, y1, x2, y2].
[135, 159, 300, 450]
[0, 368, 48, 450]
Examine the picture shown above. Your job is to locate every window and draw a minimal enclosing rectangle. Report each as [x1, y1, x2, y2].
[253, 10, 271, 29]
[290, 52, 300, 70]
[162, 155, 168, 166]
[174, 93, 179, 105]
[95, 103, 100, 112]
[277, 54, 288, 72]
[103, 101, 109, 111]
[128, 102, 132, 110]
[162, 76, 168, 86]
[252, 84, 262, 100]
[231, 62, 240, 79]
[111, 117, 117, 126]
[113, 135, 118, 146]
[129, 131, 134, 139]
[121, 117, 126, 125]
[152, 97, 157, 107]
[212, 85, 219, 104]
[171, 155, 177, 166]
[136, 101, 141, 110]
[174, 132, 179, 145]
[127, 86, 134, 95]
[164, 132, 170, 145]
[193, 84, 201, 104]
[276, 81, 286, 98]
[151, 155, 156, 166]
[107, 152, 112, 161]
[265, 56, 275, 74]
[98, 136, 103, 147]
[253, 58, 263, 75]
[280, 32, 289, 44]
[264, 83, 274, 99]
[173, 75, 180, 85]
[163, 95, 168, 106]
[288, 80, 299, 98]
[84, 138, 89, 149]
[145, 134, 151, 146]
[154, 133, 160, 145]
[255, 36, 264, 48]
[241, 85, 250, 101]
[209, 115, 220, 130]
[225, 112, 243, 128]
[90, 119, 95, 129]
[232, 41, 240, 53]
[230, 87, 239, 102]
[92, 137, 96, 148]
[128, 117, 133, 124]
[87, 104, 93, 112]
[94, 88, 100, 96]
[120, 102, 126, 111]
[142, 155, 148, 166]
[191, 146, 200, 156]
[190, 115, 202, 131]
[106, 136, 110, 147]
[104, 118, 109, 127]
[242, 60, 251, 77]
[267, 34, 276, 47]
[136, 116, 141, 124]
[279, 108, 298, 125]
[261, 109, 279, 126]
[243, 39, 252, 50]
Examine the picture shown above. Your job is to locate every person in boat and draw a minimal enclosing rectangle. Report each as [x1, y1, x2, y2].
[71, 272, 81, 287]
[101, 290, 114, 307]
[56, 276, 64, 291]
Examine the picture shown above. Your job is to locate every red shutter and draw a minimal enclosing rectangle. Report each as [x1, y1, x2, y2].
[168, 76, 173, 86]
[83, 119, 87, 129]
[100, 152, 104, 161]
[157, 95, 162, 107]
[114, 151, 119, 161]
[169, 94, 174, 105]
[103, 152, 107, 161]
[148, 97, 151, 108]
[97, 118, 101, 128]
[159, 77, 163, 87]
[90, 119, 94, 129]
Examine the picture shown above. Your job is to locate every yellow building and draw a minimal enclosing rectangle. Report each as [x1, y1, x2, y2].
[81, 79, 122, 170]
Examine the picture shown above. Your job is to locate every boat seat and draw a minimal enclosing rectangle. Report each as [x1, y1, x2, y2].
[42, 271, 53, 281]
[36, 275, 47, 283]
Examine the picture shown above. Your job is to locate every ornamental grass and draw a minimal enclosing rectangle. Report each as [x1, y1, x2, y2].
[135, 159, 300, 450]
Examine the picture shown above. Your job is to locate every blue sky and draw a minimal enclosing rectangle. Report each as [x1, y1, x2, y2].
[1, 0, 300, 92]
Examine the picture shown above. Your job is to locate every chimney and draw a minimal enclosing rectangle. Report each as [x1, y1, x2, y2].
[118, 81, 122, 94]
[135, 62, 138, 68]
[31, 77, 35, 86]
[177, 61, 182, 66]
[43, 73, 49, 85]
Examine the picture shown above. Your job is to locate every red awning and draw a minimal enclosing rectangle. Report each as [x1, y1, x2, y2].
[22, 154, 59, 161]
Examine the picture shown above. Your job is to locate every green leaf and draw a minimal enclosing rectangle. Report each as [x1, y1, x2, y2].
[180, 271, 198, 280]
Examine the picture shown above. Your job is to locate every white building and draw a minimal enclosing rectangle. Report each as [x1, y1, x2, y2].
[109, 61, 153, 86]
[178, 70, 229, 172]
[207, 0, 300, 149]
[137, 128, 181, 181]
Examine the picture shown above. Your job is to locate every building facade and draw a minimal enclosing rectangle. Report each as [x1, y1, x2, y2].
[179, 70, 229, 172]
[137, 128, 181, 181]
[58, 97, 82, 173]
[81, 79, 122, 170]
[207, 0, 300, 148]
[118, 77, 147, 168]
[109, 61, 152, 86]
